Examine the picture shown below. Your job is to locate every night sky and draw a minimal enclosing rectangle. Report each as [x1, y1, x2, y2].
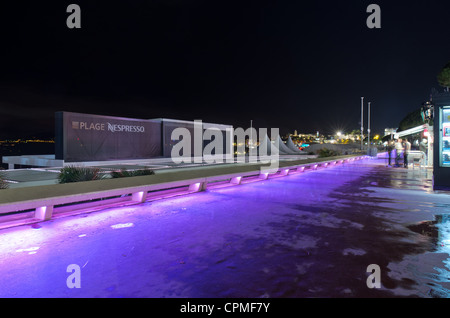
[0, 0, 449, 139]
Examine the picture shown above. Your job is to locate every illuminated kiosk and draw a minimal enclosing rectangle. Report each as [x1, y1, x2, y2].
[394, 123, 433, 168]
[433, 94, 450, 190]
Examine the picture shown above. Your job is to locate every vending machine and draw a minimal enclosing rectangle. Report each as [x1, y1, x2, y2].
[433, 95, 450, 190]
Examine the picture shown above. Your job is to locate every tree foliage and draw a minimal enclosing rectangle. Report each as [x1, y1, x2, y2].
[317, 148, 341, 158]
[437, 62, 450, 91]
[398, 108, 423, 132]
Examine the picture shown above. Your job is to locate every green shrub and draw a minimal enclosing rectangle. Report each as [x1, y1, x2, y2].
[111, 168, 155, 178]
[58, 166, 106, 184]
[317, 148, 341, 158]
[0, 172, 8, 189]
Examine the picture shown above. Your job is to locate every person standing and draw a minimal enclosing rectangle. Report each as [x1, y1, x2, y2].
[395, 138, 403, 167]
[404, 138, 411, 168]
[387, 140, 394, 166]
[419, 138, 428, 165]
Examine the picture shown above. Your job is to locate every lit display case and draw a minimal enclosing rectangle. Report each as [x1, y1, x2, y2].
[441, 107, 450, 167]
[433, 96, 450, 190]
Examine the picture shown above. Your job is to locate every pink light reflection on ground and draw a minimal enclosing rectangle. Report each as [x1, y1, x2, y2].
[3, 158, 445, 297]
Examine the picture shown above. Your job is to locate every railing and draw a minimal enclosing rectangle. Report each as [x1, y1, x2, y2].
[0, 155, 368, 229]
[407, 151, 426, 169]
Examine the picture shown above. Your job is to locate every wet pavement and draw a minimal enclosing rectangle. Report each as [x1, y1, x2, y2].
[0, 157, 450, 297]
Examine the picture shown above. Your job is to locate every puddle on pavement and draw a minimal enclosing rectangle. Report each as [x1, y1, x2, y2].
[406, 214, 450, 297]
[363, 164, 433, 192]
[406, 215, 450, 251]
[407, 220, 439, 246]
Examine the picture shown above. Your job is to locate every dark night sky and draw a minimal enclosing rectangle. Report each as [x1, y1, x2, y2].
[0, 0, 449, 138]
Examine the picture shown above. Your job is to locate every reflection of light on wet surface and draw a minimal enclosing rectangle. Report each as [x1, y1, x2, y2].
[110, 223, 134, 229]
[1, 158, 450, 297]
[402, 214, 450, 297]
[15, 246, 40, 254]
[431, 215, 450, 297]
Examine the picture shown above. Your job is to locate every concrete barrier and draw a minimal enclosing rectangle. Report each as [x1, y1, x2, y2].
[0, 155, 367, 228]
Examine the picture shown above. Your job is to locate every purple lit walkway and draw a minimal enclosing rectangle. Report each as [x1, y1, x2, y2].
[1, 158, 450, 297]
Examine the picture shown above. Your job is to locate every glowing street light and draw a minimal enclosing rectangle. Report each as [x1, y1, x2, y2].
[368, 102, 371, 146]
[361, 97, 364, 150]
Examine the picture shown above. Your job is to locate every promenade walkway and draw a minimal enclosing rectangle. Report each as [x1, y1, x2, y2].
[0, 157, 449, 297]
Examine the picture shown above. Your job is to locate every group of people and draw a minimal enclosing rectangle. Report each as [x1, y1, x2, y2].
[386, 137, 428, 168]
[386, 138, 411, 167]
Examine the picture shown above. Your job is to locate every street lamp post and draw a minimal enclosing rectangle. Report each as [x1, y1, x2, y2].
[368, 102, 371, 148]
[250, 119, 253, 153]
[361, 97, 364, 151]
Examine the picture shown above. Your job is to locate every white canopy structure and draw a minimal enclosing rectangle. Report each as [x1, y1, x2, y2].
[257, 134, 307, 156]
[394, 124, 428, 139]
[276, 135, 299, 155]
[286, 136, 307, 154]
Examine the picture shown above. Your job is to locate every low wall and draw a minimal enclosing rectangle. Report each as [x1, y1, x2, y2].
[0, 155, 367, 229]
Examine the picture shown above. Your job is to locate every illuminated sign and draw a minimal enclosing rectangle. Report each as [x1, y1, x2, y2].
[107, 123, 145, 133]
[56, 112, 161, 162]
[71, 121, 145, 133]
